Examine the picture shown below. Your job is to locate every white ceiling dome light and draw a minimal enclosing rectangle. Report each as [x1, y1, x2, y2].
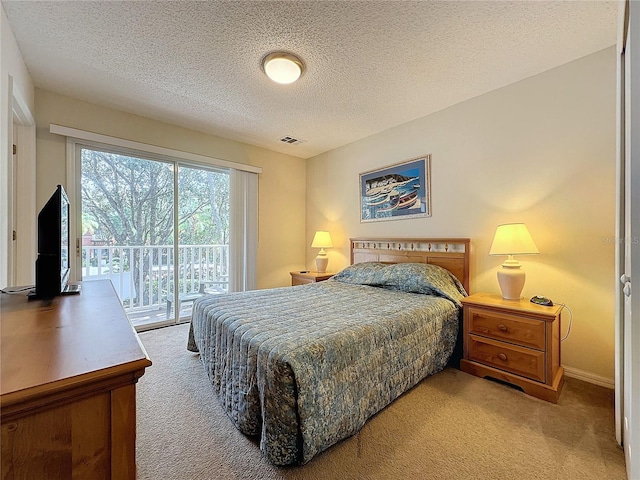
[262, 52, 304, 84]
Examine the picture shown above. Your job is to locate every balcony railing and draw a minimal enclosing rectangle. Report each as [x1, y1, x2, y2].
[81, 244, 229, 316]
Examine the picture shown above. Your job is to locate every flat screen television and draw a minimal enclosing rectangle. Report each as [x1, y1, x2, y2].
[32, 185, 71, 298]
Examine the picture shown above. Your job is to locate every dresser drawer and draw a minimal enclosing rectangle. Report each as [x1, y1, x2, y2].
[467, 307, 545, 350]
[468, 335, 546, 383]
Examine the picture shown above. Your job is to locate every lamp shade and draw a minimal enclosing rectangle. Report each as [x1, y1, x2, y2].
[489, 223, 539, 256]
[489, 223, 538, 300]
[311, 231, 332, 273]
[311, 231, 333, 249]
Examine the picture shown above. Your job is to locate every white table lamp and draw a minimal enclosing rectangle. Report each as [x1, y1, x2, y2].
[311, 231, 333, 273]
[489, 223, 539, 300]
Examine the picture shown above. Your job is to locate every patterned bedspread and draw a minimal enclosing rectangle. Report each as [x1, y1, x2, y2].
[188, 262, 466, 465]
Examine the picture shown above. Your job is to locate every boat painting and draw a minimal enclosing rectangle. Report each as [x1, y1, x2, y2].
[364, 188, 399, 207]
[360, 155, 431, 222]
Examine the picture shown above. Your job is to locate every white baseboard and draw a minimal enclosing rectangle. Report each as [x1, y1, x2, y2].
[563, 365, 615, 389]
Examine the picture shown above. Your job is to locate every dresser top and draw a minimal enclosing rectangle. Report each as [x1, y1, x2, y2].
[1, 280, 151, 406]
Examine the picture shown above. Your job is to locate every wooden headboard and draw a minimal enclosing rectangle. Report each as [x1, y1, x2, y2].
[350, 238, 470, 294]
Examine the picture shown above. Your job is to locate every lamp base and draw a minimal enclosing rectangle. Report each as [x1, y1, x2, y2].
[315, 255, 329, 273]
[497, 266, 526, 300]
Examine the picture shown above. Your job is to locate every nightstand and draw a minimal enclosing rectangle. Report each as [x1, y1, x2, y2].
[460, 292, 564, 403]
[290, 271, 334, 286]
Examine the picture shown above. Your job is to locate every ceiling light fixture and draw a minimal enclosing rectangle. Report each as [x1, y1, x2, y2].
[262, 52, 304, 84]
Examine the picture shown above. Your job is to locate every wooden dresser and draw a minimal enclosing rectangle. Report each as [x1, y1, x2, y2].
[460, 292, 564, 403]
[0, 280, 152, 479]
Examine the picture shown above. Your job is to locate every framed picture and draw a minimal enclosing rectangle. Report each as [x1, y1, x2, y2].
[360, 155, 431, 222]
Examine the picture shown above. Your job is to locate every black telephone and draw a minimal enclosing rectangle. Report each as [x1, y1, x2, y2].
[530, 295, 553, 306]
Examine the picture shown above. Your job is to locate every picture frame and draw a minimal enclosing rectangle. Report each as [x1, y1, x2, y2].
[360, 155, 431, 223]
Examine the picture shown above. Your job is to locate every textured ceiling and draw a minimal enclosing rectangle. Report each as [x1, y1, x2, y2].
[2, 1, 617, 159]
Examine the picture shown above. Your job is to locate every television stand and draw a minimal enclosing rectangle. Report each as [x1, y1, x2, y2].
[61, 282, 81, 295]
[1, 280, 151, 479]
[25, 281, 81, 299]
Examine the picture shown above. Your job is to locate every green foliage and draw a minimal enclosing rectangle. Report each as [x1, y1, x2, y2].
[177, 165, 229, 246]
[81, 148, 231, 303]
[81, 149, 230, 247]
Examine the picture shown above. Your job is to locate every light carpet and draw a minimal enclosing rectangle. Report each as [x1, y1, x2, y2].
[137, 323, 626, 480]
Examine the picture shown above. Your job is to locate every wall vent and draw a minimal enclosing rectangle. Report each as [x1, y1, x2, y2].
[279, 136, 305, 145]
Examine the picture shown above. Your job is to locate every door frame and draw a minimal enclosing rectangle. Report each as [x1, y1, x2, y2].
[616, 1, 640, 478]
[62, 129, 251, 331]
[5, 80, 36, 287]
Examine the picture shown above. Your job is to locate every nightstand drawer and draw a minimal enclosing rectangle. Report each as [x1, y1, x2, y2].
[468, 335, 545, 383]
[468, 307, 545, 350]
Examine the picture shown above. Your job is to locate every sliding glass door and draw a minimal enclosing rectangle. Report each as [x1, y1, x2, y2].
[78, 145, 229, 330]
[171, 165, 230, 321]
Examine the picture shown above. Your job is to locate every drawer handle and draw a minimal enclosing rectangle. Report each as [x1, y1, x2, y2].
[497, 324, 508, 331]
[497, 353, 508, 361]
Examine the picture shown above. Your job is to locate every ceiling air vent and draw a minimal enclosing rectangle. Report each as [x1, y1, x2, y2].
[279, 136, 305, 145]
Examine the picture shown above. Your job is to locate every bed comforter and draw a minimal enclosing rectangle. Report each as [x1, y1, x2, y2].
[188, 262, 466, 465]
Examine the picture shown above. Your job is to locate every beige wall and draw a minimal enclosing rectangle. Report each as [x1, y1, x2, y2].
[306, 47, 617, 382]
[0, 8, 34, 108]
[34, 89, 306, 289]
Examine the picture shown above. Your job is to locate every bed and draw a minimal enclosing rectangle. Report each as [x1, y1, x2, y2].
[188, 237, 470, 466]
